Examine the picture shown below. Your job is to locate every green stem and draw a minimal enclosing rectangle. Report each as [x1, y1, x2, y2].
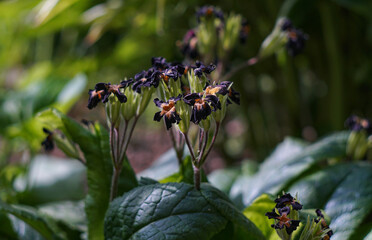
[193, 165, 201, 191]
[319, 2, 343, 130]
[220, 57, 258, 82]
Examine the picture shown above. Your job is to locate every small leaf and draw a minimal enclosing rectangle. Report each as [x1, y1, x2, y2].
[104, 182, 265, 240]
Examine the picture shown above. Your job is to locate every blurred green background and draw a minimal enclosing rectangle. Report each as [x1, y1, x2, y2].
[1, 0, 372, 166]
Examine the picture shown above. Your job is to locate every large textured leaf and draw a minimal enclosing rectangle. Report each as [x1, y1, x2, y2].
[38, 108, 138, 240]
[324, 163, 372, 240]
[0, 201, 65, 239]
[104, 182, 265, 240]
[289, 163, 354, 208]
[230, 132, 349, 207]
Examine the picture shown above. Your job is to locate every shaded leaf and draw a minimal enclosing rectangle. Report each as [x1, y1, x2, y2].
[104, 182, 265, 240]
[230, 132, 349, 207]
[325, 163, 372, 240]
[0, 201, 65, 240]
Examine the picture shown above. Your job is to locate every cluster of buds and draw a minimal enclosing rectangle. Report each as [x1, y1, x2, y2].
[259, 17, 308, 59]
[266, 193, 302, 237]
[178, 6, 249, 63]
[266, 193, 333, 240]
[86, 56, 240, 192]
[345, 115, 372, 160]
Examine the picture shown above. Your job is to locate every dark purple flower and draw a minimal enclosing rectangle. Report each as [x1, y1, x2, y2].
[279, 19, 308, 56]
[153, 95, 182, 130]
[286, 28, 308, 56]
[315, 209, 333, 239]
[41, 128, 54, 152]
[193, 61, 216, 78]
[180, 29, 199, 59]
[87, 82, 128, 109]
[239, 19, 251, 44]
[275, 193, 303, 210]
[132, 68, 161, 93]
[196, 6, 224, 23]
[345, 115, 372, 133]
[220, 81, 240, 105]
[151, 57, 169, 70]
[184, 92, 220, 124]
[266, 206, 300, 235]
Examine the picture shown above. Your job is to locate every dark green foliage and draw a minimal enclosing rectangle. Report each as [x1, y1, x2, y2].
[104, 182, 265, 240]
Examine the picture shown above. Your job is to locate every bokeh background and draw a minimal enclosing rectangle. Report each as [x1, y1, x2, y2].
[1, 0, 372, 172]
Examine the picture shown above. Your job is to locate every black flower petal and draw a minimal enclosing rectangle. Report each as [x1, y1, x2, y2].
[41, 128, 54, 152]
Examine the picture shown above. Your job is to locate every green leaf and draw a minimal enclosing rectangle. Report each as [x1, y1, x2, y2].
[15, 155, 86, 205]
[104, 182, 265, 240]
[38, 108, 138, 240]
[230, 132, 349, 207]
[289, 163, 354, 208]
[324, 163, 372, 240]
[209, 161, 257, 194]
[0, 201, 65, 240]
[137, 148, 181, 180]
[242, 194, 279, 240]
[0, 212, 18, 239]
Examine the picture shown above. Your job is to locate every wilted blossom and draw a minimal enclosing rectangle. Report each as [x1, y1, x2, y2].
[239, 19, 250, 44]
[275, 193, 303, 210]
[153, 95, 182, 130]
[183, 92, 220, 124]
[265, 206, 300, 235]
[281, 19, 308, 56]
[315, 209, 333, 239]
[345, 115, 372, 133]
[88, 82, 128, 109]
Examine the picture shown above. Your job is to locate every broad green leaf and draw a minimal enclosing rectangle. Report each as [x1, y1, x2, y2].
[15, 155, 86, 205]
[289, 163, 354, 208]
[325, 163, 372, 240]
[230, 132, 349, 207]
[104, 182, 265, 240]
[243, 194, 279, 240]
[0, 201, 65, 240]
[38, 108, 138, 240]
[0, 212, 18, 239]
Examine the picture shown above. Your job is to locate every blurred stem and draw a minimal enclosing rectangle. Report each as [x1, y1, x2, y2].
[167, 123, 183, 165]
[220, 57, 258, 82]
[118, 116, 139, 165]
[156, 0, 165, 35]
[319, 2, 343, 130]
[110, 166, 121, 201]
[202, 122, 220, 164]
[278, 51, 300, 134]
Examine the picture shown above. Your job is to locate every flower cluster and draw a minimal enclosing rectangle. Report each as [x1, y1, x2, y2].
[345, 115, 372, 133]
[315, 209, 333, 240]
[196, 6, 224, 23]
[88, 82, 129, 109]
[266, 193, 302, 235]
[281, 19, 308, 56]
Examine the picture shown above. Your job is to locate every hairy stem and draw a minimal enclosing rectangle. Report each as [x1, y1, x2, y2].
[193, 164, 201, 191]
[118, 116, 139, 165]
[198, 130, 209, 166]
[109, 166, 121, 201]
